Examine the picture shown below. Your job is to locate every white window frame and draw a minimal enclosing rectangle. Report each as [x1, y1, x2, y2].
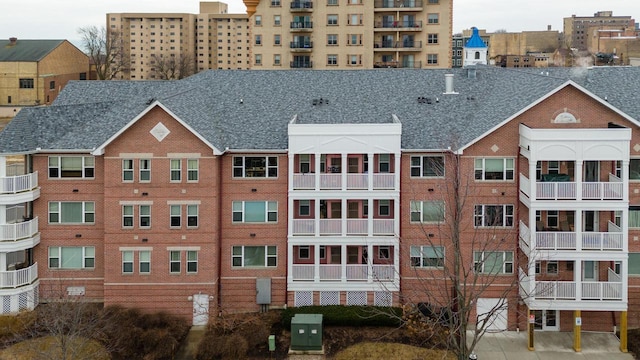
[474, 204, 514, 227]
[122, 250, 134, 273]
[187, 250, 198, 273]
[410, 155, 445, 177]
[187, 204, 199, 228]
[232, 201, 278, 223]
[410, 200, 445, 223]
[299, 246, 310, 259]
[232, 245, 277, 267]
[123, 205, 134, 228]
[187, 159, 198, 182]
[48, 201, 95, 224]
[48, 156, 95, 179]
[123, 159, 134, 182]
[410, 245, 444, 268]
[378, 200, 390, 216]
[139, 250, 151, 274]
[473, 251, 513, 274]
[170, 159, 181, 182]
[232, 156, 278, 178]
[170, 250, 181, 273]
[474, 158, 515, 181]
[170, 205, 181, 228]
[49, 246, 95, 269]
[140, 159, 151, 182]
[299, 200, 310, 216]
[139, 205, 151, 228]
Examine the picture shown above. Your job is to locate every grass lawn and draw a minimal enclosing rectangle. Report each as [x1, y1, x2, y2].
[0, 336, 110, 360]
[334, 342, 456, 360]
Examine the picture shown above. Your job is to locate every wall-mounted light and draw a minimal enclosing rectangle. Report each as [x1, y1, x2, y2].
[75, 234, 82, 238]
[251, 188, 257, 192]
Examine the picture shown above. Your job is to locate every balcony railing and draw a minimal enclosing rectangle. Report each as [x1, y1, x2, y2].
[374, 0, 423, 8]
[0, 172, 38, 194]
[290, 1, 313, 10]
[290, 61, 313, 68]
[519, 220, 623, 252]
[290, 42, 313, 49]
[375, 21, 423, 29]
[291, 264, 395, 282]
[292, 218, 395, 236]
[0, 263, 37, 289]
[520, 173, 623, 201]
[292, 173, 396, 190]
[531, 280, 622, 301]
[0, 217, 38, 242]
[374, 61, 422, 68]
[374, 41, 422, 49]
[290, 21, 313, 29]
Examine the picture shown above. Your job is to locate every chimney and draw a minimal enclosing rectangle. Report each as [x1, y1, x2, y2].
[547, 25, 552, 31]
[9, 37, 17, 45]
[444, 74, 457, 94]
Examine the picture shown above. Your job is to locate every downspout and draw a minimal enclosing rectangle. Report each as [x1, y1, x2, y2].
[217, 154, 223, 315]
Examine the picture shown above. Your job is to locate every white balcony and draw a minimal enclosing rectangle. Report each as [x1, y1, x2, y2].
[533, 281, 622, 301]
[0, 217, 38, 242]
[291, 263, 395, 282]
[292, 172, 397, 190]
[292, 218, 395, 236]
[0, 263, 38, 289]
[520, 174, 623, 201]
[0, 172, 39, 204]
[519, 220, 623, 253]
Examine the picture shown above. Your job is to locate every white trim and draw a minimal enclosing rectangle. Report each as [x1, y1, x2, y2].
[118, 153, 153, 158]
[92, 101, 222, 156]
[457, 80, 640, 154]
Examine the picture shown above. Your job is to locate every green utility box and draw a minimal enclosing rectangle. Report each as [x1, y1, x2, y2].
[290, 314, 323, 351]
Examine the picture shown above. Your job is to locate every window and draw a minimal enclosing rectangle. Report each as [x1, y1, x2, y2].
[170, 251, 181, 273]
[170, 205, 181, 227]
[170, 159, 181, 181]
[274, 54, 281, 65]
[49, 81, 55, 90]
[630, 159, 640, 180]
[233, 156, 278, 178]
[427, 54, 438, 64]
[123, 205, 134, 228]
[546, 261, 558, 274]
[378, 200, 390, 216]
[233, 201, 277, 223]
[348, 14, 362, 25]
[139, 250, 151, 273]
[378, 246, 390, 259]
[427, 34, 438, 44]
[410, 246, 444, 267]
[255, 54, 262, 65]
[427, 13, 439, 24]
[349, 54, 362, 65]
[629, 206, 640, 228]
[274, 15, 281, 26]
[328, 0, 338, 4]
[255, 34, 262, 45]
[474, 205, 514, 227]
[274, 34, 281, 45]
[378, 154, 390, 172]
[547, 210, 558, 228]
[122, 251, 134, 273]
[410, 200, 445, 223]
[19, 78, 34, 89]
[49, 246, 95, 269]
[299, 246, 310, 259]
[49, 156, 95, 178]
[327, 54, 337, 65]
[630, 253, 640, 275]
[140, 205, 151, 228]
[474, 158, 514, 180]
[140, 159, 151, 181]
[271, 0, 281, 5]
[187, 251, 198, 273]
[255, 15, 262, 26]
[474, 251, 513, 274]
[187, 205, 199, 227]
[299, 200, 310, 216]
[327, 15, 338, 25]
[232, 246, 277, 267]
[410, 156, 444, 177]
[123, 159, 134, 181]
[327, 34, 338, 45]
[348, 34, 362, 45]
[428, 0, 439, 3]
[49, 202, 95, 224]
[187, 159, 198, 181]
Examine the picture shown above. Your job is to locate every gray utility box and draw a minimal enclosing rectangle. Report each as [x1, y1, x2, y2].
[290, 314, 323, 351]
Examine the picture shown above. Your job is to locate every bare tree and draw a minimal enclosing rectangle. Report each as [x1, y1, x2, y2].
[395, 150, 521, 360]
[151, 53, 195, 80]
[78, 25, 128, 80]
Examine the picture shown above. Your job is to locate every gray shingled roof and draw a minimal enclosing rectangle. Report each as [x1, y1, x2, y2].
[1, 66, 639, 154]
[0, 39, 65, 62]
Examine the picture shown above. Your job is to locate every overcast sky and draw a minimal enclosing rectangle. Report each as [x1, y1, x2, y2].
[0, 0, 638, 46]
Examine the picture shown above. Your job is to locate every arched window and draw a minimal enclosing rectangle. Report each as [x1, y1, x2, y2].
[475, 51, 480, 60]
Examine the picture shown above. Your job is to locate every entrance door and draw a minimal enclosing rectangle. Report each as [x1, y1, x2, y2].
[584, 161, 599, 182]
[476, 298, 508, 332]
[192, 294, 209, 326]
[583, 211, 598, 232]
[583, 261, 598, 281]
[533, 310, 559, 331]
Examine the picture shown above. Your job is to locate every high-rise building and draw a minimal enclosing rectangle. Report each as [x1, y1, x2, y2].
[563, 11, 635, 51]
[244, 0, 452, 69]
[107, 2, 251, 80]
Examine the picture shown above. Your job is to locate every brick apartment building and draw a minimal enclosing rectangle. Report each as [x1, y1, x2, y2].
[1, 66, 640, 350]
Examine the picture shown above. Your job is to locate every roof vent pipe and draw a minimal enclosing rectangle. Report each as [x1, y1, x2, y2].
[444, 74, 458, 94]
[9, 37, 17, 45]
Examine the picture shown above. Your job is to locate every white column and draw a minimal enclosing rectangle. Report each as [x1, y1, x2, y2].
[367, 244, 373, 283]
[315, 153, 321, 190]
[314, 244, 320, 283]
[0, 156, 6, 177]
[529, 159, 537, 199]
[574, 260, 582, 301]
[341, 198, 347, 236]
[575, 160, 583, 200]
[575, 210, 583, 251]
[288, 153, 295, 192]
[622, 160, 630, 203]
[315, 199, 321, 236]
[341, 154, 348, 190]
[367, 198, 373, 236]
[0, 253, 6, 272]
[394, 152, 401, 191]
[288, 197, 294, 237]
[288, 242, 294, 284]
[367, 153, 374, 190]
[341, 244, 347, 283]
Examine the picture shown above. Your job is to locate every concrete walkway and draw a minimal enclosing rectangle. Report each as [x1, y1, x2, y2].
[470, 331, 634, 360]
[174, 325, 206, 360]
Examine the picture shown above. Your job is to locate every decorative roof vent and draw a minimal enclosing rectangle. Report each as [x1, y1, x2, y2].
[443, 74, 458, 95]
